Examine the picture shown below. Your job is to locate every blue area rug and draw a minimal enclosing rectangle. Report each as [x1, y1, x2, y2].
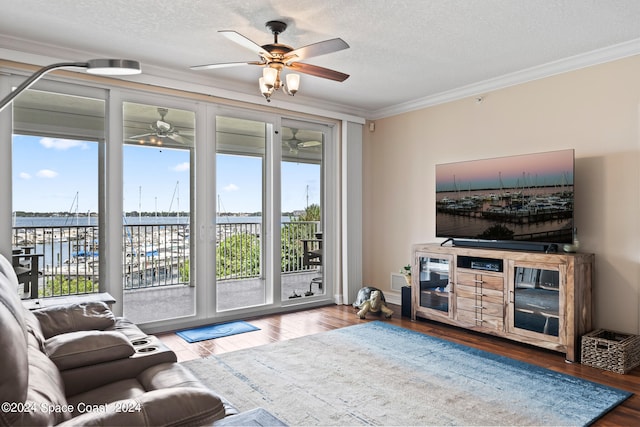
[176, 320, 259, 343]
[183, 321, 632, 426]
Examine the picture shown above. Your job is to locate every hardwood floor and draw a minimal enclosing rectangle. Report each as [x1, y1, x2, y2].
[157, 304, 640, 426]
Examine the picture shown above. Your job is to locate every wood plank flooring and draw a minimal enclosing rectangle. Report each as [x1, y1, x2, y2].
[157, 304, 640, 426]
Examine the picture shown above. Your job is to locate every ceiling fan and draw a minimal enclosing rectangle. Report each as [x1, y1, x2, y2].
[129, 108, 192, 145]
[191, 20, 349, 101]
[284, 128, 322, 153]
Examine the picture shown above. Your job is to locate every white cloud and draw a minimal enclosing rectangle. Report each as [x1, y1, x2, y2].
[40, 137, 88, 150]
[36, 169, 58, 178]
[172, 162, 190, 172]
[223, 183, 239, 192]
[19, 172, 31, 179]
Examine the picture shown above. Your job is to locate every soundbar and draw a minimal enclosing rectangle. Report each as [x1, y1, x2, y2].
[451, 239, 554, 253]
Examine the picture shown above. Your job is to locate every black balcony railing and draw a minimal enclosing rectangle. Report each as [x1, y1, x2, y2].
[11, 220, 320, 299]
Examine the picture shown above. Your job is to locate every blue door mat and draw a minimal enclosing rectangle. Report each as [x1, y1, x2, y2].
[176, 321, 260, 343]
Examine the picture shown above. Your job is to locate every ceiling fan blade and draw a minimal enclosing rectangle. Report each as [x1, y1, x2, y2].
[190, 61, 262, 71]
[129, 132, 153, 139]
[220, 30, 273, 59]
[287, 62, 349, 82]
[168, 134, 191, 145]
[285, 38, 349, 63]
[299, 140, 322, 148]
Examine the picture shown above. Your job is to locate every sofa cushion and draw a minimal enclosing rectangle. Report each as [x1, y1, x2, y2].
[0, 255, 30, 426]
[67, 378, 146, 411]
[34, 301, 116, 339]
[61, 388, 226, 427]
[46, 330, 136, 370]
[23, 309, 46, 351]
[138, 363, 239, 417]
[24, 346, 73, 425]
[106, 316, 148, 341]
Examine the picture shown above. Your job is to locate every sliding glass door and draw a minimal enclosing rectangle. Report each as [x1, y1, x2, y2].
[12, 88, 105, 300]
[122, 101, 195, 323]
[280, 123, 325, 301]
[214, 115, 330, 308]
[215, 115, 269, 311]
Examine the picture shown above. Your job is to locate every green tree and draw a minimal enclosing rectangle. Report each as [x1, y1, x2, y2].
[43, 276, 97, 297]
[298, 204, 320, 221]
[217, 232, 261, 278]
[179, 260, 190, 282]
[212, 205, 321, 280]
[281, 203, 321, 272]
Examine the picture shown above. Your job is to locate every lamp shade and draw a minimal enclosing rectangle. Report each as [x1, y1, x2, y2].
[258, 77, 270, 95]
[86, 59, 141, 75]
[262, 67, 278, 88]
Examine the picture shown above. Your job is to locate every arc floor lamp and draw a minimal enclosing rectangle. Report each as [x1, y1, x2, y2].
[0, 59, 141, 112]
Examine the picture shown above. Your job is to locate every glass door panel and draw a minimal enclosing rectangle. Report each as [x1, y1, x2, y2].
[122, 102, 195, 323]
[215, 116, 267, 311]
[281, 125, 324, 300]
[418, 256, 451, 313]
[12, 89, 105, 300]
[512, 266, 560, 337]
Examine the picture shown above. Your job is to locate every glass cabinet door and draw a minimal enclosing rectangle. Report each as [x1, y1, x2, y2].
[417, 255, 452, 313]
[510, 265, 562, 340]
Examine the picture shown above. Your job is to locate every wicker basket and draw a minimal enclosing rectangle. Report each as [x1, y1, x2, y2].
[581, 329, 640, 374]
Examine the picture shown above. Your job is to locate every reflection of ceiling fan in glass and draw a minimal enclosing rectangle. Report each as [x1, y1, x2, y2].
[129, 108, 192, 145]
[284, 128, 321, 154]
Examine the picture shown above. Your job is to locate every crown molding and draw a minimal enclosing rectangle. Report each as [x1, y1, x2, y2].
[3, 34, 639, 123]
[369, 38, 640, 120]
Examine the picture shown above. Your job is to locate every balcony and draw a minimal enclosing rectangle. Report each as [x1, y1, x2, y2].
[12, 220, 322, 323]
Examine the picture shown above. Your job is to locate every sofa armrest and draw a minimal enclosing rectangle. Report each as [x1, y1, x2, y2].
[61, 337, 177, 396]
[45, 330, 135, 370]
[33, 301, 116, 338]
[57, 387, 227, 426]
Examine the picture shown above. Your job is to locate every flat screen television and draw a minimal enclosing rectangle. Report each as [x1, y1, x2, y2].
[435, 149, 574, 251]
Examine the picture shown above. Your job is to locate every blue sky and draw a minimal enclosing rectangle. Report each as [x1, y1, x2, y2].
[12, 135, 320, 214]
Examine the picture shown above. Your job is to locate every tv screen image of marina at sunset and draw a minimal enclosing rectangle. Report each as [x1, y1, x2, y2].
[435, 149, 574, 244]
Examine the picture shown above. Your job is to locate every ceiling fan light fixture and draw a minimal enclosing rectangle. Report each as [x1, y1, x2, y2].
[285, 73, 300, 95]
[192, 20, 349, 103]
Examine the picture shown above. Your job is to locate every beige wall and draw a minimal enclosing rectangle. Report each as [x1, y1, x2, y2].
[363, 55, 640, 333]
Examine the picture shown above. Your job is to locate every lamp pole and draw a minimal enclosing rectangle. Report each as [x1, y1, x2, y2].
[0, 59, 141, 112]
[0, 62, 87, 112]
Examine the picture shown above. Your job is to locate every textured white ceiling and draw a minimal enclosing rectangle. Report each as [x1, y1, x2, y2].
[1, 0, 640, 118]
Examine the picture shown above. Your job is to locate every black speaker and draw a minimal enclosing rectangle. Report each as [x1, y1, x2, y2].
[401, 286, 412, 318]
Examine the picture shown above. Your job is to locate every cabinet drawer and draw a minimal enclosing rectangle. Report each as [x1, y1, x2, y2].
[457, 308, 503, 330]
[457, 272, 503, 291]
[456, 284, 503, 305]
[457, 297, 504, 317]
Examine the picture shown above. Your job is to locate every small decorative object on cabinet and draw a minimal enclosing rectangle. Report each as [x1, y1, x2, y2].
[411, 243, 593, 362]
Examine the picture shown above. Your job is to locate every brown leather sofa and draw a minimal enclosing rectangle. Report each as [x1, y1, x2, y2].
[0, 253, 238, 426]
